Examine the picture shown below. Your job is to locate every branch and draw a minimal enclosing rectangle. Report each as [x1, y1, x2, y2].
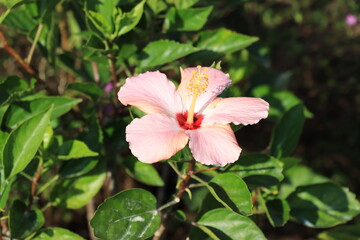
[176, 160, 195, 199]
[0, 31, 37, 77]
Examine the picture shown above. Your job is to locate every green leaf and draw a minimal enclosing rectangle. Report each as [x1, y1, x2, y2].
[0, 178, 13, 209]
[43, 12, 58, 65]
[59, 157, 98, 178]
[227, 153, 284, 188]
[318, 223, 360, 240]
[0, 76, 35, 106]
[66, 82, 103, 102]
[58, 140, 98, 160]
[3, 97, 81, 129]
[0, 131, 9, 163]
[196, 28, 258, 55]
[9, 200, 44, 238]
[164, 6, 212, 31]
[0, 105, 9, 126]
[196, 208, 266, 240]
[124, 156, 164, 187]
[270, 104, 305, 158]
[86, 10, 113, 39]
[139, 40, 199, 69]
[174, 0, 200, 9]
[279, 165, 329, 199]
[2, 8, 37, 32]
[258, 193, 290, 227]
[147, 0, 167, 14]
[3, 106, 52, 179]
[1, 0, 23, 8]
[86, 0, 117, 24]
[252, 85, 313, 120]
[90, 189, 161, 240]
[113, 0, 145, 38]
[42, 126, 53, 149]
[32, 227, 85, 240]
[226, 50, 256, 83]
[208, 173, 252, 216]
[50, 161, 106, 209]
[287, 183, 360, 228]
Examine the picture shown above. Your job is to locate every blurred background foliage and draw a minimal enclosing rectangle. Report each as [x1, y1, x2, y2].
[0, 0, 359, 239]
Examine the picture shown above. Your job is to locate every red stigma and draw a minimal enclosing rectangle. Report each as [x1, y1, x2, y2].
[176, 111, 204, 130]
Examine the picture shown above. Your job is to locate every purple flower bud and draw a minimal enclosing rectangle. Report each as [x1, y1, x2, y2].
[345, 14, 357, 26]
[104, 82, 114, 93]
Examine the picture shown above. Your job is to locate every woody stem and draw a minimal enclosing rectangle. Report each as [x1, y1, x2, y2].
[176, 160, 195, 199]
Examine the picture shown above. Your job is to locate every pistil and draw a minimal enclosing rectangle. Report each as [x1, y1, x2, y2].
[186, 66, 209, 124]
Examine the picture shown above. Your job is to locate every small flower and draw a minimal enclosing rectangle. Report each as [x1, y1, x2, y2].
[345, 14, 357, 26]
[118, 66, 269, 166]
[104, 82, 115, 93]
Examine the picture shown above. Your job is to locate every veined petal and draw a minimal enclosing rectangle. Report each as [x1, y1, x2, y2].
[126, 114, 188, 164]
[178, 67, 231, 113]
[202, 97, 269, 126]
[187, 124, 241, 166]
[118, 71, 182, 116]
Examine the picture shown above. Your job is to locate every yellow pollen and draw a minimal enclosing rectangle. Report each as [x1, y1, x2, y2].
[186, 66, 209, 124]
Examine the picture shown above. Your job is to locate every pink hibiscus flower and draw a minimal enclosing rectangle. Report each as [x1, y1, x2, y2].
[118, 66, 269, 166]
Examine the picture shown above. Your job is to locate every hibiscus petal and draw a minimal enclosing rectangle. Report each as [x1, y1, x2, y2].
[126, 114, 188, 163]
[118, 71, 182, 116]
[187, 124, 241, 166]
[202, 97, 269, 126]
[177, 67, 231, 113]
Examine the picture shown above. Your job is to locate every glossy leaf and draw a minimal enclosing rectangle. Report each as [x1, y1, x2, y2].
[227, 153, 284, 188]
[0, 76, 35, 106]
[318, 223, 360, 240]
[196, 208, 266, 240]
[3, 97, 81, 129]
[32, 227, 85, 240]
[287, 182, 360, 228]
[50, 162, 106, 209]
[90, 188, 161, 240]
[124, 156, 164, 186]
[1, 8, 36, 32]
[279, 165, 329, 199]
[9, 200, 44, 238]
[196, 28, 258, 54]
[252, 85, 313, 120]
[164, 6, 213, 31]
[208, 173, 252, 216]
[139, 40, 199, 69]
[3, 107, 52, 179]
[147, 0, 167, 14]
[174, 0, 200, 9]
[86, 9, 112, 39]
[66, 82, 103, 102]
[0, 131, 9, 163]
[114, 0, 145, 38]
[0, 105, 9, 126]
[59, 157, 98, 178]
[0, 178, 13, 209]
[57, 140, 98, 160]
[258, 193, 290, 227]
[270, 104, 305, 158]
[42, 126, 53, 149]
[1, 0, 23, 8]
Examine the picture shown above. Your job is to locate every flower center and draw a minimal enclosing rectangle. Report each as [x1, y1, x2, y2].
[177, 111, 204, 130]
[186, 66, 209, 124]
